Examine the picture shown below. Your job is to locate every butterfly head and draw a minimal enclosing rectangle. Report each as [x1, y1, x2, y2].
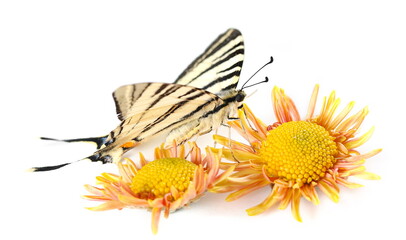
[236, 90, 246, 103]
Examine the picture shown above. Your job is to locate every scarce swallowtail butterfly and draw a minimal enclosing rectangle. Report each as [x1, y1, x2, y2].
[31, 28, 269, 172]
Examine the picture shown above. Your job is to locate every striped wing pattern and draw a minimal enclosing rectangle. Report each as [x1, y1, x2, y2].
[174, 28, 244, 97]
[108, 82, 222, 146]
[33, 28, 245, 171]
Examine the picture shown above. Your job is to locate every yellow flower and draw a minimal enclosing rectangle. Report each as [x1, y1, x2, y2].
[211, 85, 381, 222]
[83, 142, 232, 234]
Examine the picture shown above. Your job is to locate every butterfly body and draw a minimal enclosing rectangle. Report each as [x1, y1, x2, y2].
[92, 84, 245, 164]
[32, 28, 245, 171]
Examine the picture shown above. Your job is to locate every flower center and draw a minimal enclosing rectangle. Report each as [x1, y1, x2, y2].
[130, 158, 197, 199]
[259, 121, 338, 185]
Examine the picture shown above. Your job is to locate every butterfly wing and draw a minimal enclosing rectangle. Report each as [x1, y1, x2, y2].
[113, 28, 244, 122]
[32, 29, 246, 172]
[108, 82, 224, 147]
[174, 28, 244, 97]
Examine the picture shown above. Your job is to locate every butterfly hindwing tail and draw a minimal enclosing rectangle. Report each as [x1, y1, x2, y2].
[40, 135, 108, 150]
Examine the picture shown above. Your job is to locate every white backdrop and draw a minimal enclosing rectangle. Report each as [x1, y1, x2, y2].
[1, 1, 404, 239]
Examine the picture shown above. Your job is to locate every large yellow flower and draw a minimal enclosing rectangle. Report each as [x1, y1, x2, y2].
[83, 142, 233, 234]
[211, 85, 381, 221]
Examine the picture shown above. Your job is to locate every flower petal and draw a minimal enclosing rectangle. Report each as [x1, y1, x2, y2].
[151, 207, 161, 235]
[246, 186, 281, 216]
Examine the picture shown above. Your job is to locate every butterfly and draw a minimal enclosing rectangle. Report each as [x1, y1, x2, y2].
[31, 28, 268, 172]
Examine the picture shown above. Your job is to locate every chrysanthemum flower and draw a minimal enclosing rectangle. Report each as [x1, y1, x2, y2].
[83, 142, 233, 234]
[211, 85, 381, 222]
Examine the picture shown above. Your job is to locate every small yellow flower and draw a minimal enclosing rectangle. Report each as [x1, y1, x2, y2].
[83, 142, 232, 234]
[211, 85, 381, 222]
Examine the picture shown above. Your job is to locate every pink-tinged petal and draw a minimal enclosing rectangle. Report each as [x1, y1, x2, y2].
[272, 86, 300, 123]
[300, 184, 320, 205]
[220, 148, 262, 163]
[318, 180, 340, 203]
[193, 142, 203, 165]
[168, 140, 178, 157]
[178, 143, 185, 159]
[341, 148, 382, 163]
[118, 159, 137, 183]
[194, 166, 207, 195]
[246, 186, 281, 216]
[162, 194, 173, 218]
[305, 84, 319, 119]
[84, 184, 105, 196]
[151, 207, 161, 235]
[278, 188, 293, 210]
[322, 174, 340, 192]
[170, 186, 180, 199]
[337, 142, 349, 155]
[344, 126, 375, 149]
[341, 166, 367, 177]
[226, 180, 270, 202]
[117, 194, 149, 207]
[336, 107, 369, 133]
[100, 172, 120, 182]
[138, 152, 148, 167]
[334, 159, 366, 169]
[318, 91, 341, 129]
[329, 101, 355, 130]
[241, 104, 268, 138]
[336, 177, 364, 188]
[180, 182, 197, 206]
[212, 164, 236, 187]
[291, 188, 302, 222]
[227, 172, 264, 184]
[86, 201, 125, 211]
[169, 197, 183, 210]
[82, 195, 111, 201]
[206, 149, 220, 185]
[213, 135, 255, 153]
[352, 171, 381, 180]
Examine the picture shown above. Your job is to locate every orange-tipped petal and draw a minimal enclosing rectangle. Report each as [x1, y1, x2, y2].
[291, 188, 302, 222]
[305, 84, 319, 120]
[353, 171, 381, 180]
[344, 126, 375, 149]
[246, 186, 280, 216]
[226, 180, 270, 202]
[318, 180, 340, 203]
[86, 201, 125, 211]
[151, 207, 161, 235]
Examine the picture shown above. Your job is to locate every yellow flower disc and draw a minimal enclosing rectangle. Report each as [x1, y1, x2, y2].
[259, 121, 338, 185]
[130, 158, 197, 199]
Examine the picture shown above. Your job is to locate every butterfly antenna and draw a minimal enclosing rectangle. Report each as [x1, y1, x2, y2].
[241, 56, 274, 90]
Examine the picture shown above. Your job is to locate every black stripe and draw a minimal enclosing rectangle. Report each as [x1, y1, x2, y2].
[221, 82, 238, 91]
[154, 83, 170, 95]
[217, 41, 244, 62]
[218, 59, 244, 74]
[203, 29, 242, 62]
[153, 95, 233, 137]
[133, 83, 151, 107]
[144, 84, 181, 112]
[130, 84, 136, 107]
[186, 48, 243, 86]
[136, 91, 208, 137]
[201, 70, 241, 90]
[151, 100, 214, 136]
[175, 29, 242, 83]
[202, 102, 229, 118]
[130, 84, 183, 130]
